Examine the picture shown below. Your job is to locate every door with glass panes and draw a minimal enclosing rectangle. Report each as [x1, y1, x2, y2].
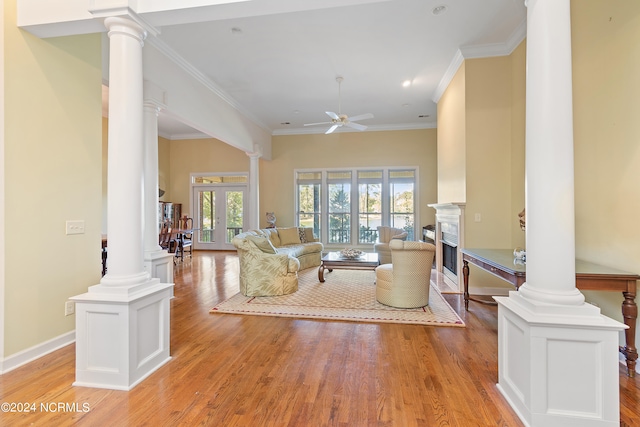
[192, 186, 246, 250]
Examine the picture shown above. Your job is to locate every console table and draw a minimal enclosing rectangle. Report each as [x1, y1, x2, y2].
[461, 248, 639, 377]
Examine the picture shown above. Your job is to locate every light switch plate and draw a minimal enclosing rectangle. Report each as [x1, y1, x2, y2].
[66, 220, 85, 235]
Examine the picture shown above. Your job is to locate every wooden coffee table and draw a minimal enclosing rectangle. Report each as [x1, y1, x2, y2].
[318, 252, 380, 282]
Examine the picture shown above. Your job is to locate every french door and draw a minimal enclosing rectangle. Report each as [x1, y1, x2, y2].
[192, 185, 247, 250]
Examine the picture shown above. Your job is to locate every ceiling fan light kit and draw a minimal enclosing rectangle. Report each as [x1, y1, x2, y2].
[304, 76, 374, 134]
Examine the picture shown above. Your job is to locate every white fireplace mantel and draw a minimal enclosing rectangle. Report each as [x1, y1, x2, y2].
[428, 202, 466, 292]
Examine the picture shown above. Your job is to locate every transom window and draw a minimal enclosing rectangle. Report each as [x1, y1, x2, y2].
[296, 168, 417, 246]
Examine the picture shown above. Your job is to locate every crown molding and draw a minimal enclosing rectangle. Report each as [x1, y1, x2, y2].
[272, 122, 436, 136]
[145, 35, 272, 134]
[431, 17, 526, 104]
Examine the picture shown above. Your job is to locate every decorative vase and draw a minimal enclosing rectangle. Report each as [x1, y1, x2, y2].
[266, 212, 276, 228]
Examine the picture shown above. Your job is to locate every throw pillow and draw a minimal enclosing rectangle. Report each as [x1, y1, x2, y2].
[391, 231, 408, 241]
[278, 227, 302, 246]
[246, 235, 277, 254]
[304, 227, 315, 243]
[298, 228, 308, 243]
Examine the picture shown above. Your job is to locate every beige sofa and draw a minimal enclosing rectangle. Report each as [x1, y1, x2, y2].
[232, 227, 323, 296]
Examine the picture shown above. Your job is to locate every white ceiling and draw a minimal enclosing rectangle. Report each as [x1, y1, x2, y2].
[107, 0, 527, 139]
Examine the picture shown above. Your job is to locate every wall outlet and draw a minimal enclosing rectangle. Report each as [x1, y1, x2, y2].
[474, 213, 481, 222]
[65, 301, 75, 316]
[66, 220, 85, 235]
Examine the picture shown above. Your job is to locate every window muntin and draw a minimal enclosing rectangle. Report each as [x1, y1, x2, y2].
[297, 171, 321, 239]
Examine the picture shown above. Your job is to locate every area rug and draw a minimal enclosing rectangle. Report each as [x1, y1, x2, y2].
[210, 268, 465, 327]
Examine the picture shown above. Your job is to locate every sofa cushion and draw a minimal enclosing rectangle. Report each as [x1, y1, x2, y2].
[246, 235, 277, 254]
[277, 241, 323, 258]
[303, 227, 315, 242]
[278, 227, 301, 246]
[263, 228, 281, 247]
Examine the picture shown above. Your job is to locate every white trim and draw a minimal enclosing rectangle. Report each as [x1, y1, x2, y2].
[145, 36, 271, 134]
[0, 331, 75, 374]
[0, 2, 5, 366]
[273, 121, 435, 136]
[432, 18, 527, 104]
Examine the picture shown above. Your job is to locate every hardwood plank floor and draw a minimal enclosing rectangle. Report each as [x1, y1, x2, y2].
[0, 251, 637, 426]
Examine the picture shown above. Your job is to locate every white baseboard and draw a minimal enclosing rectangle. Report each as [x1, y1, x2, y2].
[1, 330, 75, 374]
[468, 286, 511, 297]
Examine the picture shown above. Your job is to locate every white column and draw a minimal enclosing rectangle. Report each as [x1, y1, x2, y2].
[144, 102, 162, 252]
[494, 2, 626, 425]
[71, 17, 173, 391]
[517, 0, 583, 305]
[246, 144, 262, 230]
[99, 17, 150, 290]
[143, 101, 174, 283]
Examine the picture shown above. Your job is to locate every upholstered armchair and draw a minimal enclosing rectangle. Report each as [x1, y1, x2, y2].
[232, 233, 300, 296]
[375, 240, 436, 308]
[373, 226, 408, 264]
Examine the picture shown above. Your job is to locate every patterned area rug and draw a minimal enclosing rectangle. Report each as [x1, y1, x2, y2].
[210, 268, 465, 327]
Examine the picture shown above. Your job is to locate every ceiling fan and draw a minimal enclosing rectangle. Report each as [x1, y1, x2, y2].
[304, 76, 374, 134]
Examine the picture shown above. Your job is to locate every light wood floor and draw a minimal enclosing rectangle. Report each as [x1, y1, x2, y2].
[1, 251, 638, 426]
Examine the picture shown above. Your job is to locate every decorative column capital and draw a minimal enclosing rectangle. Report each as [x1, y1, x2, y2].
[104, 17, 147, 46]
[246, 143, 263, 159]
[143, 101, 161, 115]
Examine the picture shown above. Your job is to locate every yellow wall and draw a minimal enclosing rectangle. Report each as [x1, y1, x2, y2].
[436, 43, 527, 292]
[167, 138, 250, 216]
[436, 63, 466, 203]
[572, 1, 640, 340]
[264, 129, 438, 231]
[5, 0, 102, 356]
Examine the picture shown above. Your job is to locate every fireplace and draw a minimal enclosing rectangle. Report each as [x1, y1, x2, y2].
[441, 222, 458, 282]
[427, 203, 465, 292]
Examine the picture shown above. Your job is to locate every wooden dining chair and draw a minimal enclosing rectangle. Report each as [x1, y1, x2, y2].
[159, 223, 174, 252]
[176, 217, 193, 262]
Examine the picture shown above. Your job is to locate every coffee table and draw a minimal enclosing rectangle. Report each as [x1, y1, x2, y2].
[318, 252, 380, 282]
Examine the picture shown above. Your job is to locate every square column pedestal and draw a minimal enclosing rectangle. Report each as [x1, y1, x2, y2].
[71, 279, 174, 390]
[495, 292, 626, 427]
[144, 250, 175, 287]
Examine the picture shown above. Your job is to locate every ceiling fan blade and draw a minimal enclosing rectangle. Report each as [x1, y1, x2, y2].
[345, 121, 367, 131]
[325, 124, 339, 134]
[304, 121, 332, 126]
[347, 113, 374, 122]
[326, 111, 340, 120]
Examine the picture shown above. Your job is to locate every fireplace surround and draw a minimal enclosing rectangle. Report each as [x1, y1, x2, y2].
[428, 203, 465, 292]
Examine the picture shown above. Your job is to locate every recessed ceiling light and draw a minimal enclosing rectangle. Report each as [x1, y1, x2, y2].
[419, 115, 430, 118]
[402, 80, 411, 88]
[280, 122, 290, 125]
[432, 5, 447, 16]
[231, 27, 243, 35]
[402, 103, 411, 108]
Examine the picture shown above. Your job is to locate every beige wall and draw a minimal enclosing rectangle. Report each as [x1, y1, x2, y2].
[5, 0, 102, 356]
[572, 1, 640, 344]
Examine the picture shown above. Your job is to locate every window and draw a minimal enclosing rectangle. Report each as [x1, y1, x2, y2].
[296, 168, 417, 246]
[389, 170, 415, 240]
[297, 172, 321, 239]
[358, 171, 382, 244]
